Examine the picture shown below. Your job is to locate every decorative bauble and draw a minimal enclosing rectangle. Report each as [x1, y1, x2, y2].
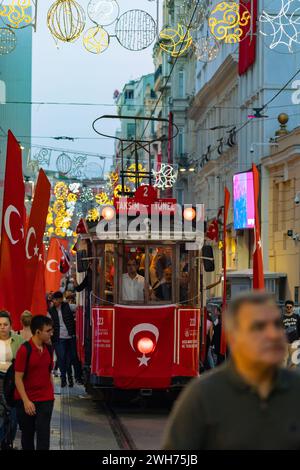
[47, 0, 86, 43]
[115, 9, 156, 51]
[159, 24, 193, 57]
[0, 27, 16, 55]
[0, 0, 33, 29]
[56, 152, 72, 174]
[83, 25, 109, 54]
[87, 0, 119, 26]
[194, 35, 220, 62]
[208, 1, 251, 44]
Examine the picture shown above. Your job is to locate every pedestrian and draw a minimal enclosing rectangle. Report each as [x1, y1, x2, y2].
[0, 311, 23, 448]
[19, 310, 33, 341]
[211, 305, 225, 365]
[14, 315, 54, 450]
[48, 291, 82, 387]
[162, 291, 300, 450]
[282, 300, 300, 367]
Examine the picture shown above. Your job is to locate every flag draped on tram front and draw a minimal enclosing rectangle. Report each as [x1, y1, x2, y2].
[0, 131, 27, 330]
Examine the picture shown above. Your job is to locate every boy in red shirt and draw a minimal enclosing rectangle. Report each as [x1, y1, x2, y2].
[15, 315, 54, 450]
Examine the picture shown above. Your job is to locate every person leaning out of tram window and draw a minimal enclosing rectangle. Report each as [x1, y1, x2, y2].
[162, 291, 300, 450]
[122, 257, 145, 302]
[0, 311, 23, 447]
[19, 310, 33, 341]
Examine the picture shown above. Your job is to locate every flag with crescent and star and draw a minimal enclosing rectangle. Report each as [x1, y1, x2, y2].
[45, 237, 68, 293]
[0, 131, 27, 330]
[252, 164, 265, 289]
[31, 244, 48, 316]
[24, 169, 51, 309]
[114, 305, 174, 389]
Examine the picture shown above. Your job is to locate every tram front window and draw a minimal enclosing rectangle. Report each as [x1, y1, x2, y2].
[149, 247, 173, 303]
[121, 256, 145, 302]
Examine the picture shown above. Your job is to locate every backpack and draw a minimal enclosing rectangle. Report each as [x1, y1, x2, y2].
[3, 342, 53, 408]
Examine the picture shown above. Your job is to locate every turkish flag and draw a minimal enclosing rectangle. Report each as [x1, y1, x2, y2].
[24, 169, 50, 309]
[114, 305, 175, 389]
[31, 245, 48, 316]
[252, 164, 265, 289]
[238, 0, 258, 75]
[220, 187, 230, 356]
[206, 219, 219, 241]
[0, 131, 27, 330]
[44, 237, 68, 293]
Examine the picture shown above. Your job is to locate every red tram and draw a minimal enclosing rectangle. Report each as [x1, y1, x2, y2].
[75, 192, 203, 395]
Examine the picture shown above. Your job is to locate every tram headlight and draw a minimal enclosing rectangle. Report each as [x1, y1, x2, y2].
[101, 206, 115, 221]
[137, 337, 155, 354]
[183, 207, 196, 221]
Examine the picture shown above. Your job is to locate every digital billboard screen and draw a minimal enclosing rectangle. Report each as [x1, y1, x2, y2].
[233, 171, 255, 230]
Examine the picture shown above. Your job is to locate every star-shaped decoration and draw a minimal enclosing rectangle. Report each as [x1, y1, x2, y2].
[137, 354, 151, 367]
[38, 253, 43, 262]
[34, 245, 39, 257]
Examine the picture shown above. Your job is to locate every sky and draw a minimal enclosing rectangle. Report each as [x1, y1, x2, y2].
[30, 0, 160, 177]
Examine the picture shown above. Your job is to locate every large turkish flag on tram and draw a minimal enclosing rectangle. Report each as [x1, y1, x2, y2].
[24, 169, 50, 309]
[114, 305, 175, 389]
[0, 131, 27, 330]
[252, 164, 265, 289]
[44, 237, 68, 293]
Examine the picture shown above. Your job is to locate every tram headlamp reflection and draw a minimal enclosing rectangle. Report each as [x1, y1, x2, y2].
[183, 207, 196, 221]
[137, 337, 155, 354]
[101, 206, 115, 221]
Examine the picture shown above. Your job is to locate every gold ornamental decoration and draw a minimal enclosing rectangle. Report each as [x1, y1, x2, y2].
[0, 0, 33, 29]
[159, 23, 193, 57]
[83, 25, 109, 54]
[47, 0, 86, 43]
[208, 1, 251, 44]
[127, 163, 147, 184]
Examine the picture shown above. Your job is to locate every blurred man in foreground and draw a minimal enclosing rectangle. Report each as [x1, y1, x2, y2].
[162, 291, 300, 450]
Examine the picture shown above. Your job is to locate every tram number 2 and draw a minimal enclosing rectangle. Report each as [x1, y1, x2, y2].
[143, 186, 149, 197]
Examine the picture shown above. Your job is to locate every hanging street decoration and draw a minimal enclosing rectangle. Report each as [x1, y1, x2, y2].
[178, 0, 209, 30]
[47, 182, 83, 238]
[56, 152, 73, 174]
[113, 184, 131, 198]
[0, 0, 34, 29]
[95, 191, 110, 205]
[0, 27, 16, 55]
[259, 0, 300, 53]
[80, 186, 94, 203]
[127, 163, 147, 184]
[208, 1, 251, 44]
[115, 9, 157, 51]
[107, 170, 119, 187]
[87, 207, 100, 222]
[47, 0, 86, 43]
[194, 34, 220, 62]
[83, 25, 109, 54]
[159, 23, 193, 57]
[87, 0, 119, 26]
[152, 163, 178, 190]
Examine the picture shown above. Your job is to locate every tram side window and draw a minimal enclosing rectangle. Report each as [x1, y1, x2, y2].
[104, 244, 115, 304]
[149, 247, 173, 302]
[121, 248, 145, 302]
[179, 247, 190, 304]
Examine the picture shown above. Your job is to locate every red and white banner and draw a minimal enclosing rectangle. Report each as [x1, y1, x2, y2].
[0, 131, 27, 330]
[173, 308, 200, 377]
[252, 164, 265, 289]
[31, 245, 48, 316]
[25, 169, 51, 309]
[238, 0, 258, 75]
[44, 237, 68, 293]
[91, 307, 114, 377]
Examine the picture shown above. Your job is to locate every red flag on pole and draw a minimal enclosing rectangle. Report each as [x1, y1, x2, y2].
[31, 246, 48, 316]
[44, 237, 68, 293]
[220, 187, 230, 356]
[238, 0, 258, 75]
[252, 164, 265, 289]
[0, 130, 27, 330]
[24, 169, 51, 309]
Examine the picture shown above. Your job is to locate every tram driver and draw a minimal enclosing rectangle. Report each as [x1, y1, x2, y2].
[122, 258, 145, 302]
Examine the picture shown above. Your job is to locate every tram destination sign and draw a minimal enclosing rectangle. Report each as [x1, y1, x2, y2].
[114, 185, 177, 215]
